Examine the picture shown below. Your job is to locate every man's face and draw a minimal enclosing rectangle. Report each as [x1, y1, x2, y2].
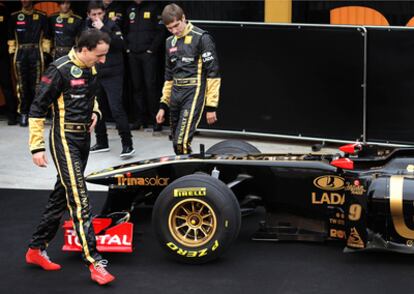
[80, 42, 109, 67]
[103, 0, 113, 6]
[88, 8, 105, 22]
[59, 2, 71, 14]
[21, 0, 32, 9]
[134, 0, 142, 4]
[166, 16, 187, 37]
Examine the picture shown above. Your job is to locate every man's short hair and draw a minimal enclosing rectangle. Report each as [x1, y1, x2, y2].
[162, 3, 184, 25]
[76, 29, 110, 52]
[87, 0, 105, 13]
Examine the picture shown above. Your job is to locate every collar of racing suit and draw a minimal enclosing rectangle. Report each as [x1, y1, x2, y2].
[68, 48, 87, 68]
[178, 22, 193, 39]
[68, 48, 98, 74]
[59, 10, 73, 18]
[21, 7, 34, 15]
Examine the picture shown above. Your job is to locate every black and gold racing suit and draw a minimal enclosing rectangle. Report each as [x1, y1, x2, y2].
[7, 8, 50, 116]
[0, 3, 17, 122]
[49, 10, 83, 60]
[160, 22, 221, 154]
[28, 49, 103, 266]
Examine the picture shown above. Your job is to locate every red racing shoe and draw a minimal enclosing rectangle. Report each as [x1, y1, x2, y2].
[25, 248, 61, 270]
[89, 260, 115, 285]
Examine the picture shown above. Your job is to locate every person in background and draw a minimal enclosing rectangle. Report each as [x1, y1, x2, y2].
[86, 1, 135, 158]
[49, 0, 83, 60]
[27, 29, 115, 286]
[0, 2, 17, 125]
[7, 0, 50, 127]
[156, 3, 220, 154]
[125, 0, 165, 133]
[102, 0, 124, 29]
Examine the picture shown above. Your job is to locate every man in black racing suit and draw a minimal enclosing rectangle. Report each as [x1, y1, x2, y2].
[8, 0, 50, 127]
[156, 4, 221, 155]
[0, 2, 17, 125]
[49, 1, 83, 60]
[26, 29, 115, 286]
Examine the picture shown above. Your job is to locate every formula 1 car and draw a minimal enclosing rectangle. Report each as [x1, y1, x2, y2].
[84, 140, 414, 264]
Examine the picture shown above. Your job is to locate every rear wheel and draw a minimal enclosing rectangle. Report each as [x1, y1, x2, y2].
[152, 174, 241, 264]
[206, 140, 260, 155]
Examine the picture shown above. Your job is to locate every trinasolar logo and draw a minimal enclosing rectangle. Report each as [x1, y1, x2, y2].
[115, 175, 169, 186]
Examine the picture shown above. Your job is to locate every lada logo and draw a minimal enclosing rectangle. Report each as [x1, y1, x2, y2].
[313, 175, 345, 191]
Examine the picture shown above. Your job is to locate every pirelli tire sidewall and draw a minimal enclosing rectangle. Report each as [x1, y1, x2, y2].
[152, 174, 241, 264]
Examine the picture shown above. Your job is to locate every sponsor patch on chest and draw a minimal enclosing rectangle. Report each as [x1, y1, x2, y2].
[181, 57, 194, 63]
[70, 79, 85, 87]
[70, 94, 86, 99]
[169, 47, 177, 53]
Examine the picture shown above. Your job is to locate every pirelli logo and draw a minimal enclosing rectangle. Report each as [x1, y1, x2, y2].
[174, 187, 207, 197]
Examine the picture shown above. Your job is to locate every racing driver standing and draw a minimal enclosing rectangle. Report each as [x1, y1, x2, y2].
[26, 29, 115, 286]
[156, 3, 221, 155]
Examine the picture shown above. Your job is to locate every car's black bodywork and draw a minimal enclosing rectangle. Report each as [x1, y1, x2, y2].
[85, 141, 414, 260]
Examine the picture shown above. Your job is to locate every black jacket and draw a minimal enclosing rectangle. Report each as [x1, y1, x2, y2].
[83, 17, 124, 78]
[104, 1, 124, 30]
[8, 8, 49, 47]
[160, 23, 221, 112]
[49, 10, 83, 49]
[124, 1, 165, 54]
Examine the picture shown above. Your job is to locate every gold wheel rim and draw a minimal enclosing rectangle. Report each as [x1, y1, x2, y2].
[168, 198, 217, 247]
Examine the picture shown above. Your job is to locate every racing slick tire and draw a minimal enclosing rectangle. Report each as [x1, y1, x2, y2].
[206, 140, 261, 155]
[152, 174, 241, 264]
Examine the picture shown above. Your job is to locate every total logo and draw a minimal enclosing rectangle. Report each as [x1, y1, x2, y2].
[66, 230, 131, 246]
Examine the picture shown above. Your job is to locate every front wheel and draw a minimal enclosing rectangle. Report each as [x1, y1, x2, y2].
[152, 174, 241, 264]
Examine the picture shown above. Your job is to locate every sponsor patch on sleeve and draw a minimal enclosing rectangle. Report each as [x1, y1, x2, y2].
[41, 76, 52, 84]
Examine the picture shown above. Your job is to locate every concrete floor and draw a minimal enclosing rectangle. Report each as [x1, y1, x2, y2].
[0, 118, 338, 191]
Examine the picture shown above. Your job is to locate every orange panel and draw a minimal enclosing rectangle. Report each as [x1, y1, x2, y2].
[34, 2, 59, 16]
[406, 17, 414, 26]
[330, 6, 389, 26]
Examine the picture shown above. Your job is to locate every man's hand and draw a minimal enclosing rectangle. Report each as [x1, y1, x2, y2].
[89, 113, 98, 133]
[156, 109, 165, 124]
[92, 18, 104, 30]
[206, 111, 217, 125]
[32, 151, 48, 168]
